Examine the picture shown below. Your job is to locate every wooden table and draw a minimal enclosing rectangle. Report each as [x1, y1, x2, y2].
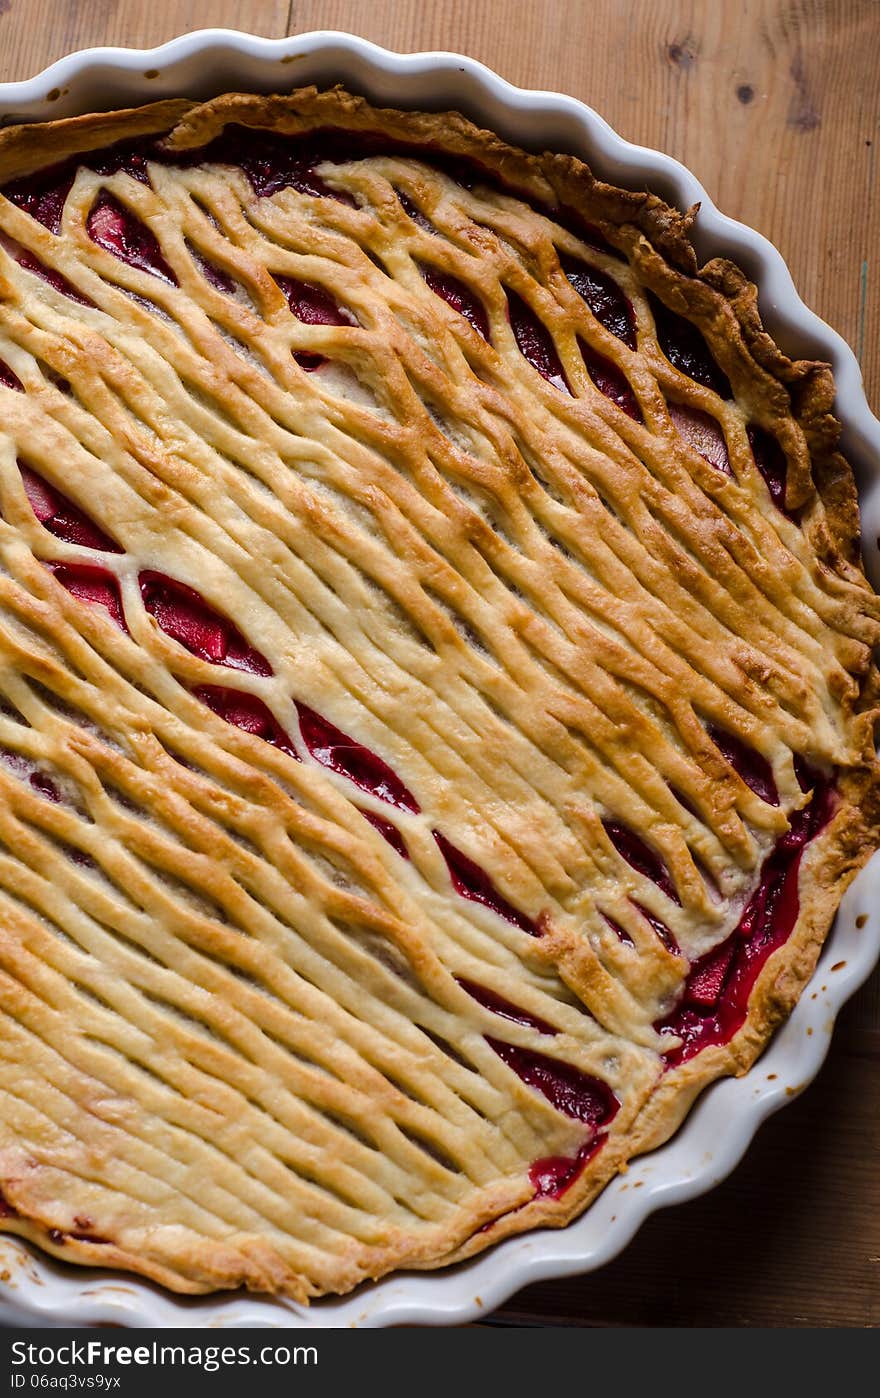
[1, 0, 877, 1329]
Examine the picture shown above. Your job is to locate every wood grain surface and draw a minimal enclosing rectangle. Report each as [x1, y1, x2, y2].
[0, 0, 877, 1329]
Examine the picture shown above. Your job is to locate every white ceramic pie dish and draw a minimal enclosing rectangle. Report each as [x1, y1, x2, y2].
[0, 27, 878, 1330]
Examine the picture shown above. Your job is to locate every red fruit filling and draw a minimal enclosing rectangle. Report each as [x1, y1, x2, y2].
[87, 192, 177, 284]
[46, 562, 127, 631]
[0, 358, 23, 391]
[657, 770, 834, 1064]
[296, 703, 419, 812]
[708, 726, 779, 806]
[4, 240, 94, 306]
[633, 901, 681, 956]
[29, 771, 62, 802]
[601, 911, 635, 947]
[4, 141, 155, 234]
[361, 810, 409, 858]
[139, 572, 272, 676]
[276, 275, 355, 328]
[489, 1039, 619, 1200]
[419, 264, 489, 340]
[488, 1039, 619, 1127]
[62, 842, 96, 869]
[747, 424, 794, 517]
[0, 749, 62, 803]
[191, 246, 237, 295]
[578, 340, 641, 419]
[457, 977, 557, 1035]
[685, 939, 737, 1008]
[3, 165, 76, 235]
[397, 189, 436, 233]
[275, 274, 355, 370]
[20, 462, 122, 552]
[193, 684, 298, 758]
[649, 293, 731, 399]
[433, 831, 541, 936]
[669, 402, 731, 473]
[602, 820, 680, 904]
[202, 129, 358, 204]
[507, 290, 569, 392]
[562, 257, 636, 348]
[529, 1137, 606, 1199]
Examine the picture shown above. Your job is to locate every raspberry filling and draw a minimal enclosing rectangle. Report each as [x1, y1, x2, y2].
[634, 901, 681, 956]
[529, 1137, 606, 1199]
[748, 424, 793, 516]
[601, 910, 635, 947]
[20, 462, 123, 552]
[507, 289, 569, 392]
[397, 189, 436, 233]
[578, 340, 641, 419]
[0, 748, 62, 803]
[201, 130, 357, 204]
[657, 770, 834, 1064]
[3, 141, 159, 234]
[29, 772, 60, 800]
[47, 562, 127, 631]
[433, 830, 541, 936]
[139, 572, 272, 675]
[457, 977, 557, 1035]
[488, 1040, 619, 1126]
[274, 274, 356, 370]
[193, 684, 298, 758]
[3, 166, 75, 235]
[275, 276, 355, 328]
[190, 247, 236, 295]
[296, 703, 420, 813]
[419, 265, 489, 340]
[487, 1040, 619, 1201]
[669, 402, 731, 473]
[649, 293, 732, 398]
[0, 358, 23, 391]
[361, 810, 409, 858]
[87, 192, 177, 285]
[709, 726, 779, 806]
[562, 257, 636, 348]
[2, 238, 94, 306]
[602, 819, 680, 904]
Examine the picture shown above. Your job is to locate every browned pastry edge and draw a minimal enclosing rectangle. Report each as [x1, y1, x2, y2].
[0, 85, 878, 1300]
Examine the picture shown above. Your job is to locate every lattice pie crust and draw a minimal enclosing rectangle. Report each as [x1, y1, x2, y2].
[0, 88, 877, 1300]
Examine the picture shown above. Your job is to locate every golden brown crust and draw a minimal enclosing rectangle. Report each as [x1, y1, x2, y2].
[0, 85, 877, 1300]
[0, 101, 196, 182]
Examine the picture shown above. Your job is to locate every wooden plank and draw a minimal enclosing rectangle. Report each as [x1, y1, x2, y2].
[0, 2, 289, 85]
[0, 0, 878, 1327]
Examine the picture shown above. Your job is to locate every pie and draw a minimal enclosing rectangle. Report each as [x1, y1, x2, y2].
[0, 86, 877, 1303]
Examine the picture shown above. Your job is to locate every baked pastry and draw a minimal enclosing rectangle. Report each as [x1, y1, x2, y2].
[0, 86, 877, 1303]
